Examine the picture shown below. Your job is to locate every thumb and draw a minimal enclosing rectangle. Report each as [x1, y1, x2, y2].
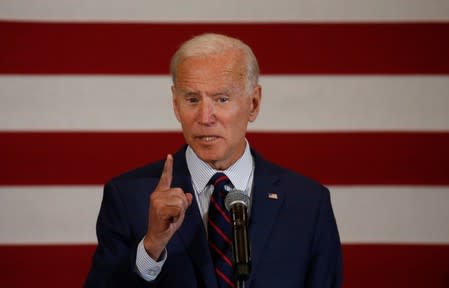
[185, 193, 193, 206]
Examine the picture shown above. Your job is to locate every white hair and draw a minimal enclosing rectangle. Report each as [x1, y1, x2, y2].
[170, 33, 260, 91]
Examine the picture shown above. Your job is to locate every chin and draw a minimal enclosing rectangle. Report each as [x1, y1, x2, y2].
[193, 147, 223, 163]
[197, 150, 221, 162]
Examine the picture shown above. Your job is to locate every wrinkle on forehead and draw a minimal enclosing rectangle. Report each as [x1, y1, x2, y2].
[174, 49, 247, 92]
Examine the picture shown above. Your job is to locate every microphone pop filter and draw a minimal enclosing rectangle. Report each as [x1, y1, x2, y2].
[225, 189, 250, 211]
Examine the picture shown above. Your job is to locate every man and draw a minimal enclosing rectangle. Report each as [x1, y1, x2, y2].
[85, 33, 342, 287]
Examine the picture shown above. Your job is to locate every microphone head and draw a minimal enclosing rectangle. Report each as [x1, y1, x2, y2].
[225, 189, 250, 211]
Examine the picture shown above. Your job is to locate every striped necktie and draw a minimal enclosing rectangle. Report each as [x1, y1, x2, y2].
[207, 173, 236, 288]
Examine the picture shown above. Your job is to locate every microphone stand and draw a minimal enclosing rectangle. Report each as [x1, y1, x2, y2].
[225, 190, 251, 288]
[231, 204, 250, 288]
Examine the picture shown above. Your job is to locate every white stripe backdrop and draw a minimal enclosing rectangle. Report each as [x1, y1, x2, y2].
[2, 76, 449, 131]
[1, 0, 448, 21]
[1, 186, 449, 244]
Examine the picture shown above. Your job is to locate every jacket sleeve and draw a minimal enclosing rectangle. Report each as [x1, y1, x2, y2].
[305, 186, 343, 288]
[84, 182, 155, 288]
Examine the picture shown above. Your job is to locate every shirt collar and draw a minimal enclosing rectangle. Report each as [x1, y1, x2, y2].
[186, 141, 253, 193]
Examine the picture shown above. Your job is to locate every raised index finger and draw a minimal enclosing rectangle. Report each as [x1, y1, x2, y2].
[157, 154, 173, 190]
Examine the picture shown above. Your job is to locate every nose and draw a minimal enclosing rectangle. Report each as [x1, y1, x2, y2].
[198, 99, 215, 125]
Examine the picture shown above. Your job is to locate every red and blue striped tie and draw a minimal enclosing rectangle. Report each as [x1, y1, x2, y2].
[208, 173, 235, 288]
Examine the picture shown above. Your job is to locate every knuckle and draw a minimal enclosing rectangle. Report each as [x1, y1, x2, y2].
[174, 198, 184, 208]
[150, 191, 160, 201]
[150, 193, 165, 206]
[172, 187, 184, 194]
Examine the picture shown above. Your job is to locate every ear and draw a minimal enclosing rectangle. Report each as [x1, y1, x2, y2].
[171, 86, 181, 122]
[248, 84, 262, 122]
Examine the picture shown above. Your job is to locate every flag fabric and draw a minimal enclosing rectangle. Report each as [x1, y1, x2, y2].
[1, 1, 449, 287]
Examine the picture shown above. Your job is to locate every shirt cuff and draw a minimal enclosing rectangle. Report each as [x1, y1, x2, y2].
[135, 238, 167, 282]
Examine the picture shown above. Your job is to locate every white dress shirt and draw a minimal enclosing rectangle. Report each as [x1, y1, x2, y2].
[136, 143, 254, 281]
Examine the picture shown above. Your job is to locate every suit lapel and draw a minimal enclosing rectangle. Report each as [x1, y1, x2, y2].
[248, 152, 284, 285]
[171, 148, 218, 288]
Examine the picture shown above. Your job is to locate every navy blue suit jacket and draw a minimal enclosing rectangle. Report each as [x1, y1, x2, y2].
[85, 146, 343, 287]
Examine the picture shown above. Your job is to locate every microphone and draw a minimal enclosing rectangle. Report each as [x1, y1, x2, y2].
[225, 189, 251, 281]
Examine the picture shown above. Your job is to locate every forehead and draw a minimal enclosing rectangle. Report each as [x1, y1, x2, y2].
[175, 50, 246, 90]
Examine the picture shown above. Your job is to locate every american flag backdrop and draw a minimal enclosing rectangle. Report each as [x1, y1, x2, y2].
[1, 1, 449, 287]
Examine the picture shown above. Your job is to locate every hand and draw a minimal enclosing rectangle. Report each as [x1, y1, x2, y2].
[143, 154, 193, 260]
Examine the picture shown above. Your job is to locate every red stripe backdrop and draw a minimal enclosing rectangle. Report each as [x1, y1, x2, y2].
[1, 244, 449, 288]
[1, 21, 449, 74]
[1, 132, 449, 185]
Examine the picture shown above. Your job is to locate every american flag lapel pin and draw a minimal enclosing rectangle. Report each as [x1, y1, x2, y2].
[268, 192, 278, 200]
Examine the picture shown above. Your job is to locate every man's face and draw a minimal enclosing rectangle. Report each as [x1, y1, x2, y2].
[172, 49, 261, 170]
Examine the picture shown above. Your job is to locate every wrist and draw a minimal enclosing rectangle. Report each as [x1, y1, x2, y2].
[143, 235, 165, 261]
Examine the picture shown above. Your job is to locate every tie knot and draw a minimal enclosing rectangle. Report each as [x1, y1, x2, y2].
[209, 172, 231, 187]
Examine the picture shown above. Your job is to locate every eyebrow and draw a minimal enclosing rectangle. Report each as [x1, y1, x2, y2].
[179, 89, 231, 97]
[211, 90, 230, 96]
[184, 91, 199, 96]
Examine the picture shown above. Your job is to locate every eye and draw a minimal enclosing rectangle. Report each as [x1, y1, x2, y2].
[217, 96, 230, 103]
[185, 96, 199, 104]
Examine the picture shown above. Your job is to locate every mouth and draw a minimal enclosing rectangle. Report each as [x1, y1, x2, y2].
[195, 135, 221, 143]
